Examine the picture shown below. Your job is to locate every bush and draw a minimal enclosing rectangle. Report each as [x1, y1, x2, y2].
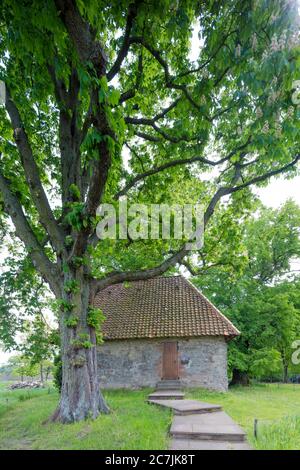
[53, 354, 62, 392]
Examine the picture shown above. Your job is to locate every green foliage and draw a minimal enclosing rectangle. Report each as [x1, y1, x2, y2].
[70, 256, 84, 268]
[0, 245, 51, 350]
[87, 306, 105, 328]
[58, 299, 74, 312]
[250, 349, 282, 378]
[8, 355, 39, 379]
[0, 0, 300, 422]
[87, 307, 106, 343]
[64, 235, 74, 248]
[69, 184, 81, 201]
[1, 0, 299, 287]
[63, 280, 79, 294]
[64, 315, 78, 328]
[194, 200, 300, 381]
[20, 317, 56, 372]
[71, 333, 93, 350]
[64, 202, 86, 231]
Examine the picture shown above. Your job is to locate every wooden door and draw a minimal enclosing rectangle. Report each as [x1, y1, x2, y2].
[162, 342, 179, 379]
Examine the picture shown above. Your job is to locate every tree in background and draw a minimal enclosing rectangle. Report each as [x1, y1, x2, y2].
[8, 354, 39, 381]
[0, 239, 58, 382]
[193, 200, 300, 384]
[0, 0, 299, 421]
[20, 316, 57, 383]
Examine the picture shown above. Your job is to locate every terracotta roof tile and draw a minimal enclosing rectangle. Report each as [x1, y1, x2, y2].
[94, 275, 239, 340]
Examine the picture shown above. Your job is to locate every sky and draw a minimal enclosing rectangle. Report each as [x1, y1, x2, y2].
[256, 175, 300, 207]
[1, 7, 300, 365]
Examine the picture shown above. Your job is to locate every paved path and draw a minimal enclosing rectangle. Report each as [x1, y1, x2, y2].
[148, 391, 251, 450]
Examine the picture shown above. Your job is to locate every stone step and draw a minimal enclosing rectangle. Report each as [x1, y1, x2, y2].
[156, 380, 182, 390]
[170, 411, 246, 442]
[148, 399, 222, 415]
[171, 438, 251, 450]
[148, 390, 185, 400]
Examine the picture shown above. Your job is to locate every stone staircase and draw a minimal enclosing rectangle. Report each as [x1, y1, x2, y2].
[148, 386, 251, 450]
[156, 379, 183, 390]
[148, 390, 185, 400]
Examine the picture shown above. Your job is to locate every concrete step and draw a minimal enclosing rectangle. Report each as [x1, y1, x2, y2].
[148, 390, 185, 400]
[170, 411, 246, 442]
[171, 438, 251, 450]
[156, 380, 182, 390]
[148, 399, 222, 415]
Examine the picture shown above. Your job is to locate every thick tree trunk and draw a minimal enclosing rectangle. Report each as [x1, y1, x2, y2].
[51, 269, 109, 423]
[230, 368, 250, 386]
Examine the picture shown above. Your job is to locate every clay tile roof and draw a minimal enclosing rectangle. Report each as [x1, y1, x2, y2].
[94, 275, 239, 341]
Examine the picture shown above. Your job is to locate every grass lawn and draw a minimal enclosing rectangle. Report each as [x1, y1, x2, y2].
[0, 382, 171, 450]
[188, 383, 300, 450]
[0, 381, 300, 449]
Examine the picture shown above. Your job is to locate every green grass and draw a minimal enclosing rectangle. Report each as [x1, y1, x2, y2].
[187, 383, 300, 450]
[0, 382, 300, 449]
[0, 383, 171, 450]
[0, 382, 49, 419]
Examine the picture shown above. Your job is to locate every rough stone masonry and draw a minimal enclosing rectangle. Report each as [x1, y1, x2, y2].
[97, 336, 228, 391]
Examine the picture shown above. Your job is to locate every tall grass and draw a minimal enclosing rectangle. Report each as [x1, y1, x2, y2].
[255, 415, 300, 450]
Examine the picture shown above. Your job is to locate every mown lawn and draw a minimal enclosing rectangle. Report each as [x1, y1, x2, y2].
[0, 382, 300, 450]
[0, 383, 171, 450]
[188, 383, 300, 450]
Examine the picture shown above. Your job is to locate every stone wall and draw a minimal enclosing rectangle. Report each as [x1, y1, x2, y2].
[97, 336, 228, 391]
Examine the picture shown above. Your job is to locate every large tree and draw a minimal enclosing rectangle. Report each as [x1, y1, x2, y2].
[193, 200, 300, 384]
[0, 0, 299, 422]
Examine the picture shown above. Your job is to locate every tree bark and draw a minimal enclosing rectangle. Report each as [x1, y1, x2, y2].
[51, 269, 109, 423]
[230, 368, 250, 386]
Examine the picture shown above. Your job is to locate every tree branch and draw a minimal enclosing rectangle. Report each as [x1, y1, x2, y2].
[228, 154, 300, 195]
[54, 0, 106, 73]
[125, 97, 181, 126]
[116, 137, 252, 197]
[94, 153, 300, 292]
[5, 85, 65, 255]
[55, 0, 113, 257]
[119, 51, 144, 104]
[106, 0, 140, 81]
[128, 36, 204, 112]
[0, 171, 60, 296]
[116, 154, 214, 198]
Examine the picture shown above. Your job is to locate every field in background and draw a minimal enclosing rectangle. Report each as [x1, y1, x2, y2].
[0, 382, 300, 450]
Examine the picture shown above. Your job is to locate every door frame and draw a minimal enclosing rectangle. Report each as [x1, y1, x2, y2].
[162, 341, 179, 380]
